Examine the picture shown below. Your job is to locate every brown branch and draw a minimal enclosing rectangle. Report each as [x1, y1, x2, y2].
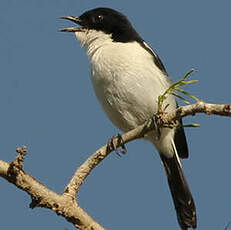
[63, 101, 231, 196]
[0, 101, 230, 229]
[163, 101, 231, 123]
[0, 148, 104, 230]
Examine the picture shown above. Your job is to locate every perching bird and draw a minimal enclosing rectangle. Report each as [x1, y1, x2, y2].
[60, 7, 197, 229]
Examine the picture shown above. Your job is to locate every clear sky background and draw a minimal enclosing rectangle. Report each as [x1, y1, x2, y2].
[0, 1, 231, 230]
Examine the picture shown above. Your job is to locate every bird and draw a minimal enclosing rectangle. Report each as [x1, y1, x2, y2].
[60, 7, 197, 229]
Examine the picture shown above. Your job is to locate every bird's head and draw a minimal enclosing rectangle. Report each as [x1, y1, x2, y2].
[60, 8, 141, 45]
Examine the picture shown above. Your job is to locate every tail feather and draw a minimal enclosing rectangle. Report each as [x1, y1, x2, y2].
[160, 153, 197, 230]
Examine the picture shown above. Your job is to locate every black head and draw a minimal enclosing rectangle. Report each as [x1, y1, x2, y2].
[62, 8, 142, 43]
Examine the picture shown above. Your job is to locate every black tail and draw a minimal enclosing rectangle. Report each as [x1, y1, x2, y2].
[160, 153, 197, 230]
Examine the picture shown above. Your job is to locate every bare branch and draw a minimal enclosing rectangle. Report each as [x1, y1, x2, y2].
[64, 101, 231, 196]
[163, 101, 231, 123]
[0, 149, 104, 230]
[0, 101, 230, 229]
[63, 127, 148, 196]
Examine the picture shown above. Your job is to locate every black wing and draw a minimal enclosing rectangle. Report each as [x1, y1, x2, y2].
[140, 40, 167, 75]
[141, 41, 189, 158]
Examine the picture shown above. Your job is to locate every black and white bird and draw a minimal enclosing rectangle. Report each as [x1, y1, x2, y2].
[60, 7, 197, 229]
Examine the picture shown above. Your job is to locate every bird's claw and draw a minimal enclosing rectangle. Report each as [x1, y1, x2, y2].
[152, 114, 161, 140]
[106, 133, 127, 157]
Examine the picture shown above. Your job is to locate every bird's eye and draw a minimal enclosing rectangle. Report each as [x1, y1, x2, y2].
[92, 15, 103, 24]
[98, 15, 103, 20]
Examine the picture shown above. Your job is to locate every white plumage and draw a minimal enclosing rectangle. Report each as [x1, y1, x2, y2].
[75, 30, 177, 157]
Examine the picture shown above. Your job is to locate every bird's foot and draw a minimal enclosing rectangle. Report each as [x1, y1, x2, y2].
[152, 114, 161, 140]
[107, 133, 127, 157]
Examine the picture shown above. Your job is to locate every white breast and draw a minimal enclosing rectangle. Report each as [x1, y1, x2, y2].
[88, 40, 176, 133]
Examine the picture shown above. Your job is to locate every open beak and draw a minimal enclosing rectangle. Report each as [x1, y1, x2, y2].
[59, 16, 84, 32]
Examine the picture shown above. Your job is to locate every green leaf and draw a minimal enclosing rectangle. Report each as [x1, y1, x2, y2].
[183, 123, 200, 128]
[183, 68, 195, 80]
[163, 103, 170, 111]
[157, 68, 199, 111]
[175, 87, 200, 101]
[170, 92, 190, 104]
[182, 80, 199, 84]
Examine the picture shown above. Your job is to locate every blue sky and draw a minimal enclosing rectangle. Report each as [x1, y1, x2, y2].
[1, 1, 231, 229]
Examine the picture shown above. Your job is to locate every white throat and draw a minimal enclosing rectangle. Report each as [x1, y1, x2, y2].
[74, 29, 113, 57]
